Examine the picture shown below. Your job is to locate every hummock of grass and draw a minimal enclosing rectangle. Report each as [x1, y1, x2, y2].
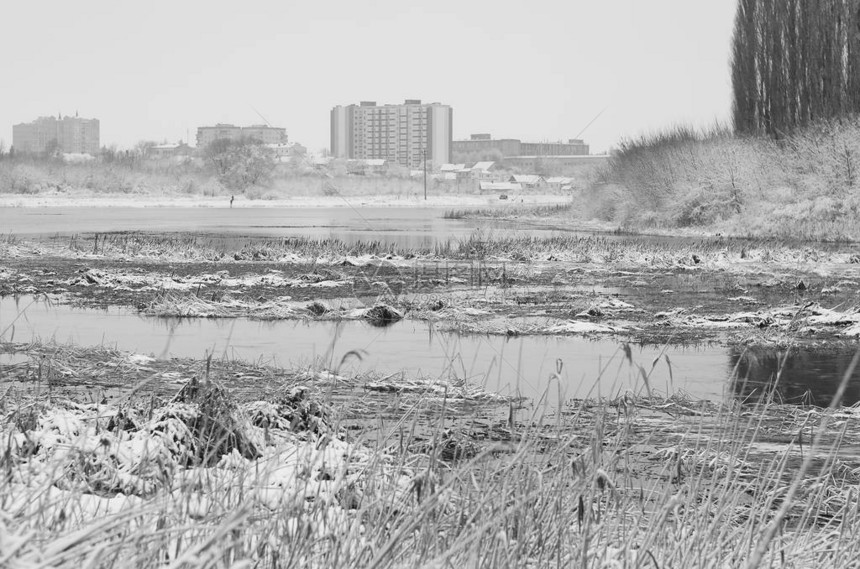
[3, 339, 860, 567]
[142, 293, 302, 320]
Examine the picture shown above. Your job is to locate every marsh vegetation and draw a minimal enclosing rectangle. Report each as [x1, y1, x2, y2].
[3, 337, 860, 568]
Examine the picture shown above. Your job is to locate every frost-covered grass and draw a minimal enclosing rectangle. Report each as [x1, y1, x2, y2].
[7, 228, 857, 271]
[592, 120, 860, 240]
[443, 202, 575, 220]
[3, 339, 860, 567]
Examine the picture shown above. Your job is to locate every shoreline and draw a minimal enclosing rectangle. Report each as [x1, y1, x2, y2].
[0, 192, 572, 209]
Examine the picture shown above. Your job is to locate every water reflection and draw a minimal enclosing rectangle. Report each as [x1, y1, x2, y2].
[729, 345, 860, 405]
[1, 296, 728, 401]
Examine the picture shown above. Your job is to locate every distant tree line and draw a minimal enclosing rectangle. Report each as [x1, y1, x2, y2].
[732, 0, 860, 136]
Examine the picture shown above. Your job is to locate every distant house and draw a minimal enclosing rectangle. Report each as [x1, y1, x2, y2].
[347, 158, 388, 175]
[470, 161, 497, 180]
[265, 143, 291, 158]
[266, 142, 309, 162]
[509, 174, 544, 189]
[311, 154, 333, 170]
[544, 176, 575, 190]
[440, 163, 471, 180]
[147, 142, 192, 159]
[479, 181, 522, 192]
[365, 159, 388, 174]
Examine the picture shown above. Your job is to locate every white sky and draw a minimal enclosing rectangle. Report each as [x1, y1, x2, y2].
[0, 0, 736, 154]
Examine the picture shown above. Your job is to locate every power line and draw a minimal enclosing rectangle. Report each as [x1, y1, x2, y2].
[574, 106, 608, 140]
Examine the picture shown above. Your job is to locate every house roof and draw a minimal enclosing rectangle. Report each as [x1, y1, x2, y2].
[471, 161, 495, 171]
[510, 174, 543, 184]
[545, 176, 574, 184]
[365, 159, 387, 166]
[440, 163, 467, 172]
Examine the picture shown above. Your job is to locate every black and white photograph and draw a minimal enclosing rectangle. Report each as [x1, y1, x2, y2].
[3, 1, 860, 566]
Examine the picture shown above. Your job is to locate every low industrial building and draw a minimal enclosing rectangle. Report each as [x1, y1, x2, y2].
[503, 154, 608, 171]
[453, 133, 589, 159]
[196, 124, 287, 148]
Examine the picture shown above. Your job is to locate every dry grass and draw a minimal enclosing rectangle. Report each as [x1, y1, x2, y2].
[49, 228, 846, 268]
[443, 202, 574, 220]
[2, 337, 860, 568]
[592, 120, 860, 241]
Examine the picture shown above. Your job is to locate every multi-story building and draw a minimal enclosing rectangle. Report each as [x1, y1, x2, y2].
[196, 124, 287, 148]
[330, 100, 453, 168]
[12, 114, 100, 155]
[453, 134, 589, 158]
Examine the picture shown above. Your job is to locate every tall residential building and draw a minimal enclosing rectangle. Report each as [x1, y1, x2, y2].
[12, 114, 100, 155]
[196, 124, 287, 148]
[330, 100, 453, 168]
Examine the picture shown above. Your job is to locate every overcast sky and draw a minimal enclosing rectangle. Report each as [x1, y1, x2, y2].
[1, 0, 736, 154]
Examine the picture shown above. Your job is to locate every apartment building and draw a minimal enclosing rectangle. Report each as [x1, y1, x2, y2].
[196, 124, 287, 148]
[330, 100, 453, 168]
[12, 114, 100, 155]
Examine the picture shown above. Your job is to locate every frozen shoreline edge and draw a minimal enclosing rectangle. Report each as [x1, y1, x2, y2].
[0, 193, 572, 209]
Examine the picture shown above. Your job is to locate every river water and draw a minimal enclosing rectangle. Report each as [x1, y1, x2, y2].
[3, 296, 859, 405]
[1, 205, 575, 248]
[3, 206, 860, 405]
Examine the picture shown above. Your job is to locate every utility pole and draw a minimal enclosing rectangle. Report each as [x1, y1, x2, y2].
[423, 148, 427, 200]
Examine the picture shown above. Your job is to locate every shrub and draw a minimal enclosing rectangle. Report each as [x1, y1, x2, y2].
[591, 119, 860, 239]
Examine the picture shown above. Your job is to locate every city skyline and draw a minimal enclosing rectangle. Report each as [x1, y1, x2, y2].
[0, 0, 736, 154]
